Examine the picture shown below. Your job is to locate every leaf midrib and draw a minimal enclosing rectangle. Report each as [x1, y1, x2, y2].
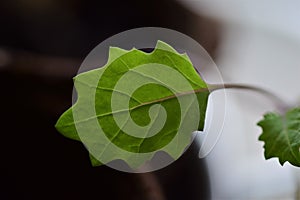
[60, 86, 208, 128]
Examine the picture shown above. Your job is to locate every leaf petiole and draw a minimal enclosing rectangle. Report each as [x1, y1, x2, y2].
[208, 83, 290, 114]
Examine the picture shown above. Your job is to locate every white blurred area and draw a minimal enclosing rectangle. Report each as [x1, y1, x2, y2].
[179, 0, 300, 199]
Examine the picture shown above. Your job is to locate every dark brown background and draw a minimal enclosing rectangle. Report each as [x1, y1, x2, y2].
[0, 0, 220, 199]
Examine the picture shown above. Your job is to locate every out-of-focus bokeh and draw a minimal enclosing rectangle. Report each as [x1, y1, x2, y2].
[0, 0, 219, 199]
[3, 0, 300, 199]
[179, 0, 300, 199]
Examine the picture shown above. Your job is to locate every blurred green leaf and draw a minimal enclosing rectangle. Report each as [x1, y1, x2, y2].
[258, 107, 300, 167]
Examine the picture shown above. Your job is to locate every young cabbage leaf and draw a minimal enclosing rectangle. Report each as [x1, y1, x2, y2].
[258, 107, 300, 167]
[55, 41, 209, 168]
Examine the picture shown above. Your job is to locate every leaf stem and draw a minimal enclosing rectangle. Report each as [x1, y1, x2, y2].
[208, 83, 290, 114]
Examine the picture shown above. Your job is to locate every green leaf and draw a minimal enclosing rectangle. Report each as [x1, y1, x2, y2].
[55, 40, 209, 169]
[258, 107, 300, 167]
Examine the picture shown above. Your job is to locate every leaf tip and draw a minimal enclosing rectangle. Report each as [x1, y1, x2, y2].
[108, 46, 129, 64]
[54, 108, 81, 141]
[155, 40, 177, 53]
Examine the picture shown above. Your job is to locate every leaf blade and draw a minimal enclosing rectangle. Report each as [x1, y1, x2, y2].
[258, 107, 300, 167]
[55, 41, 210, 169]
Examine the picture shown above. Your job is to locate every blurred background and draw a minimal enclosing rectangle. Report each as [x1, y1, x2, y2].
[180, 0, 300, 199]
[1, 0, 300, 199]
[0, 0, 216, 199]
